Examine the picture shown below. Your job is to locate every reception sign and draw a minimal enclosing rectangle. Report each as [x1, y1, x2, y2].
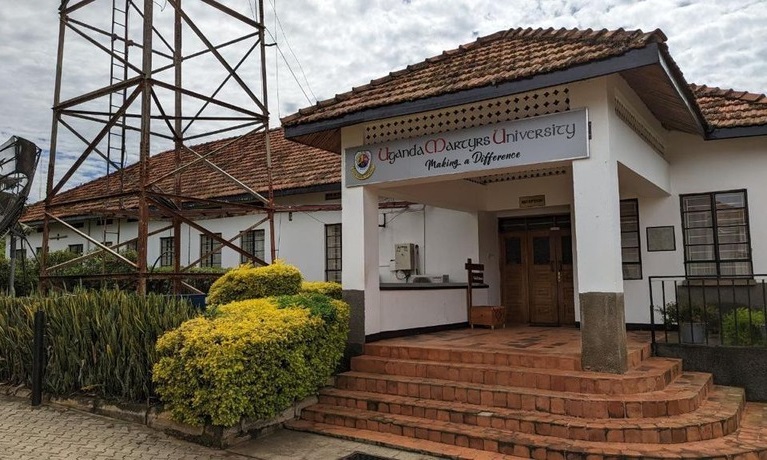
[345, 109, 589, 187]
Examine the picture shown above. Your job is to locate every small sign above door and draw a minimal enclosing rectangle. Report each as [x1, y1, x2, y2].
[519, 195, 546, 208]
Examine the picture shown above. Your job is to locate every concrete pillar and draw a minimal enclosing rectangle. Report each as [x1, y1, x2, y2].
[341, 153, 380, 360]
[572, 156, 628, 373]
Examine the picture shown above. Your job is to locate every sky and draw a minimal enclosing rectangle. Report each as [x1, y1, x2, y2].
[0, 0, 766, 202]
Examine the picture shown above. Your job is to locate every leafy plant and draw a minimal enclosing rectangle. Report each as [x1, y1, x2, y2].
[300, 281, 342, 300]
[206, 260, 302, 306]
[722, 307, 766, 346]
[0, 289, 199, 402]
[656, 302, 718, 325]
[153, 294, 349, 427]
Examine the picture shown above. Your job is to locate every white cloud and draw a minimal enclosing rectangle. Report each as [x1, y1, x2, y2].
[1, 0, 766, 203]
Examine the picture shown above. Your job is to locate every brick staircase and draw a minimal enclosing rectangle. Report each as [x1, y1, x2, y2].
[286, 328, 767, 459]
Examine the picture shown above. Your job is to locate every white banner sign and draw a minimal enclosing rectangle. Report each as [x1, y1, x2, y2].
[345, 109, 589, 187]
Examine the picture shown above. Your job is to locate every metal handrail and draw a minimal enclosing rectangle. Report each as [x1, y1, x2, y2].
[648, 274, 767, 348]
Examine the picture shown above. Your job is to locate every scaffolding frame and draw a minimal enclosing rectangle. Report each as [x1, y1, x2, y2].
[42, 0, 277, 294]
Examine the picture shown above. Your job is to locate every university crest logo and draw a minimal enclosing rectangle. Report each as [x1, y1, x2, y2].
[351, 149, 375, 180]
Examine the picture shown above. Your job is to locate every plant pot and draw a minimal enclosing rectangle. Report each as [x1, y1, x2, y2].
[679, 322, 706, 344]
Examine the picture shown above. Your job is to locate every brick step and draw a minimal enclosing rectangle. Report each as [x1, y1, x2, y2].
[364, 340, 651, 372]
[298, 402, 767, 459]
[319, 385, 745, 443]
[351, 355, 682, 395]
[336, 370, 712, 418]
[285, 419, 525, 460]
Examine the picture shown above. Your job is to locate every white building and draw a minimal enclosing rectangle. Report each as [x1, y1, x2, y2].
[18, 27, 767, 374]
[281, 27, 767, 373]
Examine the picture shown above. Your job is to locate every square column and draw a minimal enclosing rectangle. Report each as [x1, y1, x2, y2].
[572, 158, 628, 373]
[341, 170, 379, 359]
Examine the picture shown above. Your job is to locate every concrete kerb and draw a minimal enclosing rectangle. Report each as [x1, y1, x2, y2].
[0, 382, 322, 449]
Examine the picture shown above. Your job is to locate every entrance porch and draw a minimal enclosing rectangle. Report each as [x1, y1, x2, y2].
[288, 325, 767, 459]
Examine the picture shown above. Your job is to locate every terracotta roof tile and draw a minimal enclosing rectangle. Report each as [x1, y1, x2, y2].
[22, 128, 340, 223]
[691, 84, 767, 129]
[281, 27, 666, 127]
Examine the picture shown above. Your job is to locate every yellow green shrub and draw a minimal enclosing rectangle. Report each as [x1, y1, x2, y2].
[300, 281, 342, 300]
[206, 260, 302, 306]
[153, 293, 349, 427]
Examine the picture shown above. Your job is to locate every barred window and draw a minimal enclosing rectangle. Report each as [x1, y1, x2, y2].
[681, 190, 751, 277]
[620, 199, 642, 280]
[159, 237, 174, 267]
[325, 224, 341, 283]
[199, 233, 222, 268]
[240, 229, 265, 263]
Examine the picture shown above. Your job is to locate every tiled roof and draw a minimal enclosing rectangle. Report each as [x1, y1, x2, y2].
[281, 27, 667, 127]
[691, 84, 767, 129]
[22, 128, 340, 223]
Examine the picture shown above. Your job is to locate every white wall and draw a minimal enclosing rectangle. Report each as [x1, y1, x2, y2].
[379, 287, 487, 331]
[618, 125, 767, 323]
[19, 193, 341, 282]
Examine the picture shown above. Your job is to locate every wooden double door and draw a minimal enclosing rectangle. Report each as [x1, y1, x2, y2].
[500, 224, 575, 326]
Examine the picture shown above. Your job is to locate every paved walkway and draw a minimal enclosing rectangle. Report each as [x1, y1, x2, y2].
[0, 395, 246, 460]
[0, 394, 440, 460]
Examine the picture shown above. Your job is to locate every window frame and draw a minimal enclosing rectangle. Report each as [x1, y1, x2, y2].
[199, 233, 223, 268]
[620, 199, 642, 280]
[680, 189, 752, 278]
[68, 244, 84, 256]
[159, 237, 174, 268]
[325, 223, 342, 283]
[240, 229, 266, 264]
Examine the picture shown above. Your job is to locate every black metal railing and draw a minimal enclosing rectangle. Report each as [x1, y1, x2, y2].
[649, 275, 767, 347]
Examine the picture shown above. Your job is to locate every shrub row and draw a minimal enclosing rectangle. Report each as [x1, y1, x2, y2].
[0, 289, 199, 401]
[153, 293, 349, 427]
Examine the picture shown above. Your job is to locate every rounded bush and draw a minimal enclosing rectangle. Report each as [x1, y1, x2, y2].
[153, 293, 349, 427]
[206, 260, 302, 306]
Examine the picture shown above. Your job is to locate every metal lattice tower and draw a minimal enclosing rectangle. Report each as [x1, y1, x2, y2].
[43, 0, 275, 294]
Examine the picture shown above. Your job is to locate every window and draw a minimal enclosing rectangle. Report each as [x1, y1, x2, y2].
[68, 244, 83, 255]
[14, 249, 26, 261]
[125, 240, 138, 252]
[240, 229, 265, 263]
[159, 237, 174, 267]
[200, 233, 222, 268]
[35, 247, 42, 255]
[681, 190, 751, 277]
[620, 199, 642, 280]
[325, 224, 342, 283]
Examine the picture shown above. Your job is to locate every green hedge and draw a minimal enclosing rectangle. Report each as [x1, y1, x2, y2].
[153, 294, 349, 427]
[0, 290, 198, 401]
[206, 260, 302, 306]
[300, 281, 342, 300]
[723, 307, 766, 346]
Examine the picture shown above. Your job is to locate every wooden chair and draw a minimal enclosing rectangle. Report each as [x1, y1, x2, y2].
[465, 258, 506, 329]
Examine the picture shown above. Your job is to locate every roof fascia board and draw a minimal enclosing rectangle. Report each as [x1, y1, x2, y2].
[707, 125, 767, 140]
[285, 43, 663, 140]
[656, 47, 707, 135]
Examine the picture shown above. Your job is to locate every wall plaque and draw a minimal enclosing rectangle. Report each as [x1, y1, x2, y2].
[647, 226, 676, 252]
[519, 195, 546, 208]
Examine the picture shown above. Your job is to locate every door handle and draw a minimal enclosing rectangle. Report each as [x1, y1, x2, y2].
[557, 271, 562, 283]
